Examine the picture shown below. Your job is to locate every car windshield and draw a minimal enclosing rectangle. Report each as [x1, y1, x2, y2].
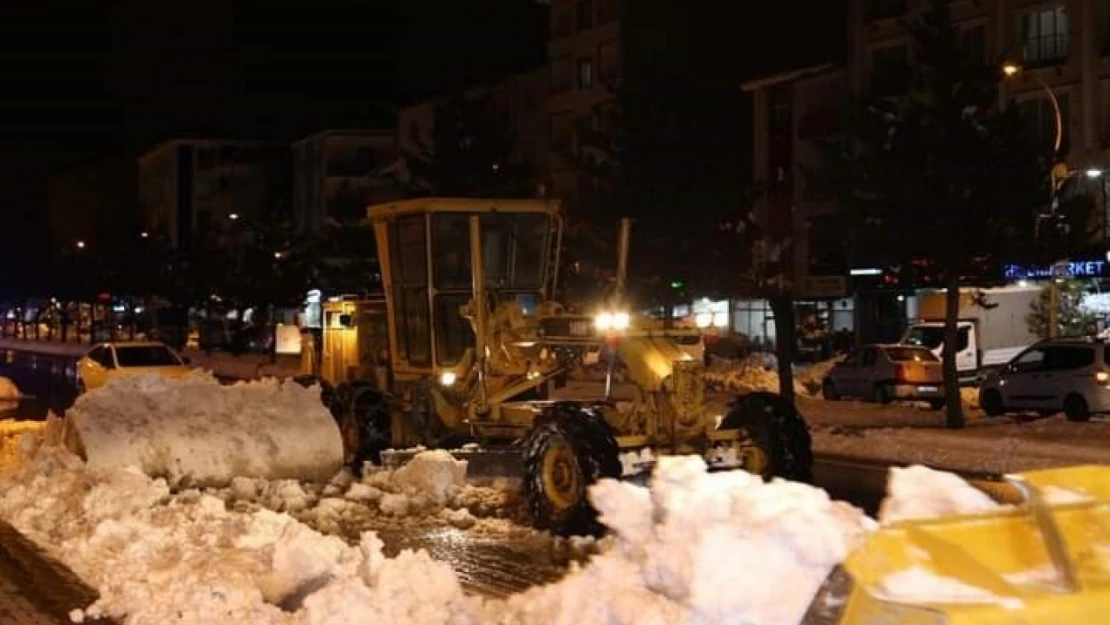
[903, 327, 944, 349]
[114, 345, 182, 367]
[884, 347, 939, 362]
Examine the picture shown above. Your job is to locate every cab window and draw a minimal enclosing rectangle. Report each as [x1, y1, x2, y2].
[391, 215, 431, 366]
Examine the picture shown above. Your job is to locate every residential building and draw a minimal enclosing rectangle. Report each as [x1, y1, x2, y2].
[292, 129, 403, 233]
[742, 65, 858, 346]
[396, 66, 549, 193]
[849, 0, 1110, 216]
[547, 0, 622, 198]
[137, 140, 289, 249]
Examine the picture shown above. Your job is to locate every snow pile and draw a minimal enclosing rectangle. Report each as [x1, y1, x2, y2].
[878, 465, 1003, 525]
[484, 456, 876, 625]
[797, 356, 844, 396]
[0, 428, 878, 625]
[0, 376, 22, 400]
[704, 354, 810, 396]
[68, 371, 344, 486]
[209, 451, 526, 536]
[875, 566, 1009, 605]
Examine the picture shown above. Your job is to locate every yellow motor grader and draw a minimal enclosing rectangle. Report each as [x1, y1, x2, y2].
[301, 197, 812, 535]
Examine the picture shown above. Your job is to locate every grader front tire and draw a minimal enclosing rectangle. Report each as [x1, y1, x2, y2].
[522, 403, 621, 537]
[719, 392, 814, 483]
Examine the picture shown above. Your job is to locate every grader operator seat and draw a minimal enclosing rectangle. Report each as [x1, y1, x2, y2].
[369, 198, 562, 385]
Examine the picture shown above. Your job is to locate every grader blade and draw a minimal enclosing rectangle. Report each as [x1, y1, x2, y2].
[818, 464, 1110, 625]
[380, 447, 524, 479]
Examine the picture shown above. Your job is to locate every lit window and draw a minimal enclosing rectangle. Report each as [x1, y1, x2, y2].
[577, 58, 593, 89]
[1020, 5, 1068, 65]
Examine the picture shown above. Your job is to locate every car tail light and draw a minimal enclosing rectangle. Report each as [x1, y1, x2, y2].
[1097, 371, 1110, 385]
[893, 364, 906, 383]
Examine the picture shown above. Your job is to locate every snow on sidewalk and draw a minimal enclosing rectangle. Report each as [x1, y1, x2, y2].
[813, 415, 1110, 475]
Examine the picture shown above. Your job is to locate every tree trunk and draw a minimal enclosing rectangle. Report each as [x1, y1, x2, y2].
[942, 275, 965, 429]
[769, 295, 798, 410]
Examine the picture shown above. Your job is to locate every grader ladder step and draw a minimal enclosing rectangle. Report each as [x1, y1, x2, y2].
[380, 446, 525, 479]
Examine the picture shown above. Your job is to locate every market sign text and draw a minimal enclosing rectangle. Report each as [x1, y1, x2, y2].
[1003, 259, 1107, 280]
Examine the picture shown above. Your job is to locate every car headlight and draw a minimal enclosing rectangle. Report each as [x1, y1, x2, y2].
[439, 371, 457, 386]
[595, 312, 614, 331]
[694, 312, 712, 328]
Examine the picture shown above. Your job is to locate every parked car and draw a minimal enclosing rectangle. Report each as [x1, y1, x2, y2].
[822, 344, 945, 409]
[77, 341, 193, 393]
[978, 338, 1109, 422]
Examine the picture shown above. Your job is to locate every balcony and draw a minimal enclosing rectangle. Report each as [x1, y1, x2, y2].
[1022, 34, 1068, 67]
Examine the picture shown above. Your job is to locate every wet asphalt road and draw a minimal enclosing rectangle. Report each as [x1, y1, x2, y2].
[0, 348, 889, 599]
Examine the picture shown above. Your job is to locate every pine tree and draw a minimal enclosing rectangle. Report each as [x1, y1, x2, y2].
[843, 0, 1050, 427]
[1026, 279, 1095, 338]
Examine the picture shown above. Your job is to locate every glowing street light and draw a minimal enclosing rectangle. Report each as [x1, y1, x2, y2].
[140, 231, 149, 238]
[273, 251, 282, 260]
[1086, 169, 1104, 179]
[229, 213, 240, 221]
[1001, 62, 1061, 155]
[76, 240, 86, 249]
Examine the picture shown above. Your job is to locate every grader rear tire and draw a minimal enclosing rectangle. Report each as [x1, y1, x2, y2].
[522, 403, 621, 537]
[719, 392, 814, 483]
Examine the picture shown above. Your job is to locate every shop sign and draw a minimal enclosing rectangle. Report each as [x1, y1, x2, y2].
[1003, 259, 1108, 281]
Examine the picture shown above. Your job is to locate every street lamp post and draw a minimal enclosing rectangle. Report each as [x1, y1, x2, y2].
[1003, 63, 1067, 338]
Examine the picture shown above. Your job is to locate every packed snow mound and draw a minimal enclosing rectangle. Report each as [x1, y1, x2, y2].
[384, 450, 467, 505]
[0, 430, 877, 625]
[0, 376, 21, 400]
[879, 465, 1003, 525]
[485, 456, 877, 625]
[68, 371, 343, 486]
[704, 354, 811, 396]
[210, 452, 525, 531]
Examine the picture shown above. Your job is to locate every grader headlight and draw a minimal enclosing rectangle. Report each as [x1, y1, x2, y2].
[595, 310, 631, 332]
[439, 371, 458, 386]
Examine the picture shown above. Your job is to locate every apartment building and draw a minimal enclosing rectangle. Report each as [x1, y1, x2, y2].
[292, 129, 402, 233]
[851, 0, 1110, 176]
[547, 0, 622, 199]
[137, 139, 288, 249]
[396, 66, 550, 194]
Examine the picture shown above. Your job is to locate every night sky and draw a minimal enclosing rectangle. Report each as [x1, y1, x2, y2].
[0, 1, 843, 278]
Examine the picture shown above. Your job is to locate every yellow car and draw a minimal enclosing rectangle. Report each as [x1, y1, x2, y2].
[76, 341, 193, 393]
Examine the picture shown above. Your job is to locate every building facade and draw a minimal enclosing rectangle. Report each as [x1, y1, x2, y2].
[850, 0, 1110, 225]
[546, 0, 622, 199]
[396, 66, 550, 194]
[137, 140, 288, 249]
[292, 129, 402, 233]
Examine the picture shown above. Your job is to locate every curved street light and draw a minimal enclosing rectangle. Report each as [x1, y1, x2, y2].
[1002, 63, 1062, 157]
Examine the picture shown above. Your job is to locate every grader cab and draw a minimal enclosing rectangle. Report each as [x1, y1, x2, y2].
[309, 197, 812, 535]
